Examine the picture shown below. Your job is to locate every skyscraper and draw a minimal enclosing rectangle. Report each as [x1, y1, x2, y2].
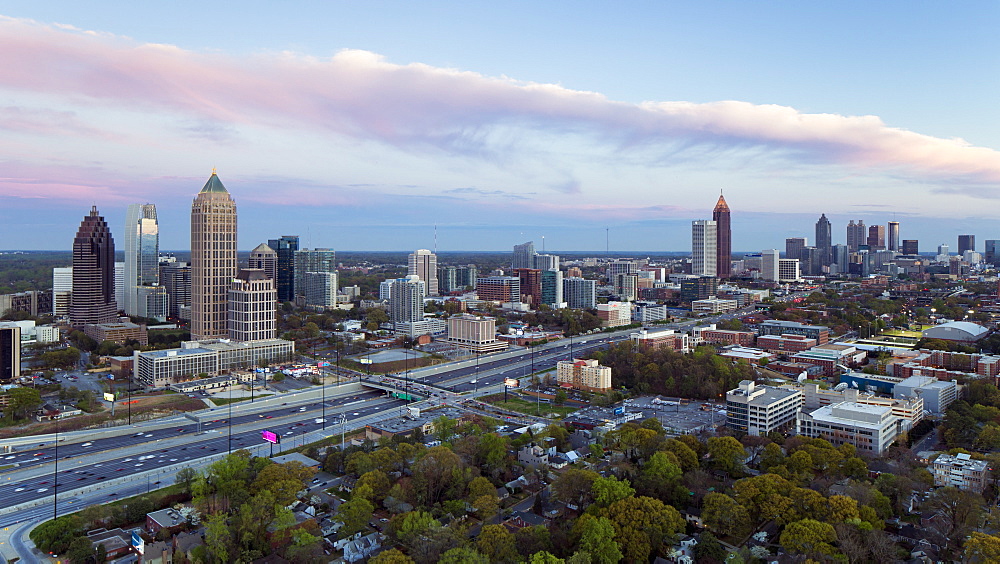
[563, 277, 596, 309]
[887, 221, 900, 252]
[761, 249, 780, 281]
[191, 171, 237, 341]
[985, 240, 999, 265]
[408, 249, 439, 295]
[713, 194, 732, 278]
[513, 268, 542, 305]
[71, 206, 118, 326]
[867, 225, 886, 250]
[0, 325, 19, 384]
[160, 260, 191, 320]
[249, 243, 278, 282]
[389, 275, 425, 326]
[847, 220, 866, 252]
[52, 267, 73, 317]
[902, 240, 919, 255]
[692, 220, 718, 276]
[958, 235, 976, 255]
[785, 237, 806, 260]
[123, 203, 167, 320]
[294, 248, 336, 299]
[512, 241, 536, 270]
[227, 269, 276, 342]
[815, 214, 832, 266]
[267, 235, 299, 302]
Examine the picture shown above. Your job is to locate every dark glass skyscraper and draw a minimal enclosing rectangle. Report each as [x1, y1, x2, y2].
[268, 235, 299, 302]
[71, 206, 118, 326]
[958, 234, 976, 255]
[815, 214, 832, 267]
[712, 193, 731, 278]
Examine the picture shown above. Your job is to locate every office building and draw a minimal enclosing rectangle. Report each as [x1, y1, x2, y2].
[986, 240, 1000, 265]
[294, 248, 336, 299]
[892, 375, 957, 414]
[778, 259, 801, 282]
[958, 234, 976, 255]
[513, 241, 536, 270]
[679, 275, 718, 302]
[726, 380, 803, 436]
[52, 267, 73, 317]
[606, 260, 638, 279]
[71, 206, 118, 327]
[902, 240, 919, 256]
[389, 276, 425, 326]
[563, 277, 596, 309]
[84, 321, 148, 346]
[437, 266, 458, 293]
[540, 269, 564, 307]
[758, 320, 830, 343]
[513, 268, 542, 305]
[867, 225, 886, 250]
[0, 325, 19, 384]
[446, 314, 507, 353]
[191, 171, 238, 341]
[785, 237, 806, 260]
[408, 249, 438, 296]
[796, 402, 902, 455]
[596, 302, 632, 328]
[713, 194, 732, 278]
[267, 235, 299, 302]
[160, 260, 191, 320]
[249, 243, 278, 282]
[847, 220, 867, 252]
[476, 276, 520, 303]
[134, 338, 294, 389]
[455, 265, 478, 289]
[761, 249, 780, 281]
[887, 221, 900, 252]
[121, 203, 167, 320]
[815, 214, 832, 266]
[931, 453, 989, 493]
[692, 220, 718, 276]
[630, 328, 689, 352]
[227, 269, 277, 342]
[302, 271, 339, 308]
[556, 358, 612, 392]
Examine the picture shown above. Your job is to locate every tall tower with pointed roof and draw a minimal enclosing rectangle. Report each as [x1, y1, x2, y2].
[191, 171, 237, 340]
[71, 206, 118, 326]
[712, 193, 732, 278]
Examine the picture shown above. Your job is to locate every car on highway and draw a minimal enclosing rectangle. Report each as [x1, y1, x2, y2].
[37, 488, 48, 493]
[81, 442, 92, 447]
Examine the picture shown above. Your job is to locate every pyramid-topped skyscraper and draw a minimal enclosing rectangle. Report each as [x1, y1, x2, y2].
[191, 170, 237, 340]
[712, 193, 732, 278]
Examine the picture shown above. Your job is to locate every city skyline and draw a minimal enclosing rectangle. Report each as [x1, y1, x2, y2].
[2, 4, 1000, 251]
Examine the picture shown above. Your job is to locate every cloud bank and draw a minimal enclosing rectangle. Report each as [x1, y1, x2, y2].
[2, 14, 999, 190]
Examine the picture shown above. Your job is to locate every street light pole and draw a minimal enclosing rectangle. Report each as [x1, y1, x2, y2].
[228, 382, 232, 454]
[52, 415, 58, 520]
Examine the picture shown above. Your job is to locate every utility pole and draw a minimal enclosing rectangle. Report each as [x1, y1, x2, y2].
[227, 382, 233, 454]
[340, 413, 347, 451]
[52, 415, 59, 520]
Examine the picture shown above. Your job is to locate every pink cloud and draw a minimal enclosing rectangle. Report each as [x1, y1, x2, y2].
[2, 15, 1000, 186]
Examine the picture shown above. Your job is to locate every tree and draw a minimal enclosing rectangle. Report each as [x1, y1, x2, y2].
[591, 475, 635, 507]
[439, 547, 489, 564]
[411, 446, 466, 506]
[6, 387, 42, 420]
[701, 492, 751, 538]
[393, 511, 440, 548]
[577, 516, 622, 564]
[29, 515, 81, 555]
[553, 467, 599, 508]
[925, 486, 984, 551]
[473, 494, 499, 520]
[370, 549, 416, 564]
[337, 496, 375, 538]
[779, 519, 838, 560]
[601, 496, 685, 562]
[357, 470, 392, 503]
[467, 476, 497, 502]
[251, 460, 314, 506]
[530, 551, 565, 564]
[433, 415, 458, 442]
[694, 531, 726, 562]
[554, 389, 567, 405]
[964, 531, 1000, 563]
[204, 513, 233, 564]
[477, 524, 518, 563]
[66, 536, 95, 563]
[707, 436, 746, 475]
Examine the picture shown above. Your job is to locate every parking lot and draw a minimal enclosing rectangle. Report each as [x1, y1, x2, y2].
[624, 396, 726, 435]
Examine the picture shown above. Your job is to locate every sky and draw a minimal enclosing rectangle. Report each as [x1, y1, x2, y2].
[1, 2, 999, 253]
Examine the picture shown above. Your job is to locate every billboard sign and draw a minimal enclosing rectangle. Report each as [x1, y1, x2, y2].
[504, 378, 520, 388]
[131, 531, 144, 555]
[613, 407, 625, 416]
[262, 430, 280, 444]
[103, 393, 115, 402]
[317, 361, 330, 367]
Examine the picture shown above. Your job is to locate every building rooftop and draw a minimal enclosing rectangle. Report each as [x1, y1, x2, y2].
[200, 171, 228, 193]
[271, 453, 321, 468]
[933, 453, 988, 472]
[808, 401, 894, 428]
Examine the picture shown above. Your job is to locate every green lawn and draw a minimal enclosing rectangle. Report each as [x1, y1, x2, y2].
[881, 329, 923, 338]
[210, 394, 272, 406]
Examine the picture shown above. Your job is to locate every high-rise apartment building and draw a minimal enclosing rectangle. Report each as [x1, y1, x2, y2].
[294, 248, 337, 299]
[887, 221, 900, 252]
[302, 272, 339, 307]
[191, 171, 238, 341]
[785, 237, 806, 260]
[267, 236, 299, 302]
[249, 243, 278, 282]
[606, 260, 638, 279]
[455, 265, 478, 289]
[408, 249, 439, 296]
[122, 203, 167, 320]
[540, 269, 563, 307]
[52, 267, 73, 317]
[846, 220, 867, 252]
[867, 225, 886, 250]
[0, 325, 19, 384]
[692, 220, 718, 276]
[437, 266, 458, 293]
[815, 214, 832, 266]
[713, 194, 732, 278]
[958, 234, 976, 255]
[533, 253, 559, 271]
[614, 273, 638, 302]
[563, 277, 596, 309]
[71, 206, 118, 327]
[512, 241, 536, 270]
[389, 276, 425, 326]
[227, 269, 276, 342]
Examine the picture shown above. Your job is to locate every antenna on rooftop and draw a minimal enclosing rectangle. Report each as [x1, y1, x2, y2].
[434, 224, 438, 254]
[542, 236, 545, 253]
[606, 227, 610, 256]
